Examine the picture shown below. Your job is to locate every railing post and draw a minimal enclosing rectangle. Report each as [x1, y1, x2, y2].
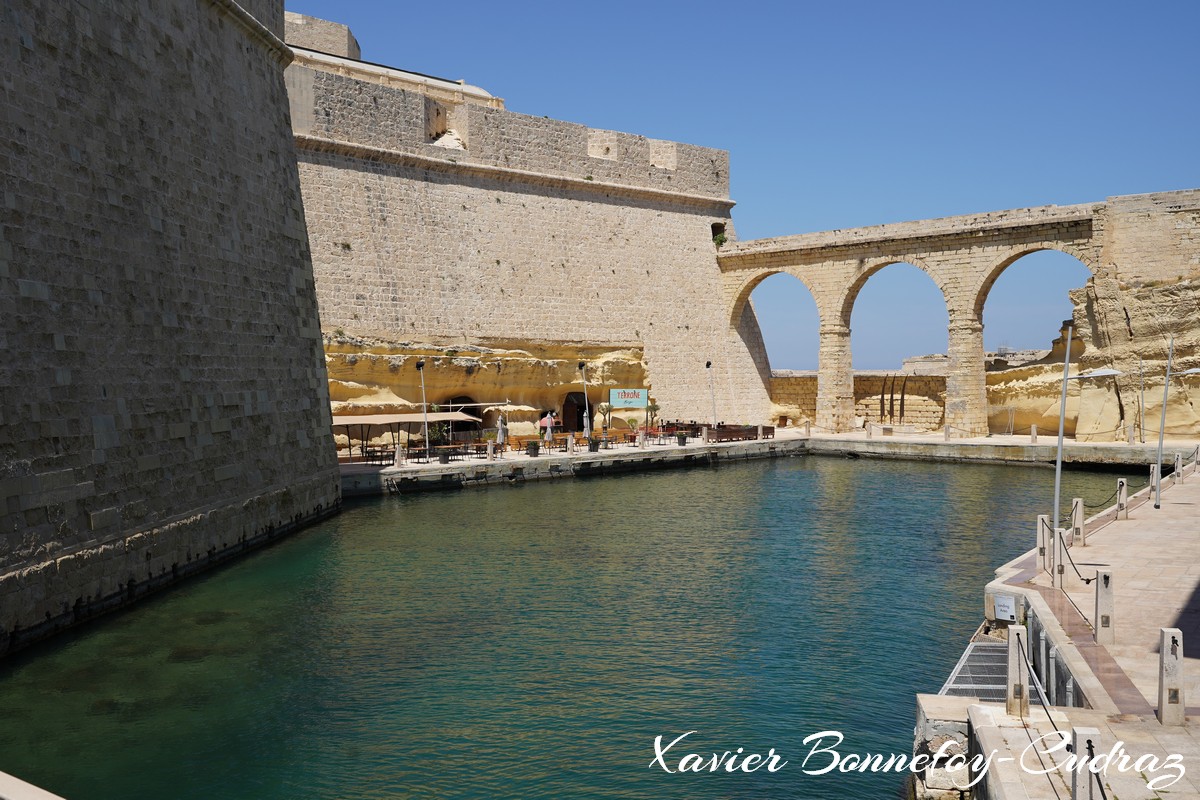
[943, 424, 951, 441]
[804, 420, 811, 437]
[1007, 624, 1029, 716]
[1038, 629, 1048, 688]
[1116, 479, 1128, 520]
[1030, 424, 1038, 444]
[1071, 497, 1084, 546]
[1174, 452, 1183, 483]
[1054, 528, 1068, 589]
[1037, 514, 1051, 573]
[866, 422, 873, 439]
[487, 441, 496, 460]
[1158, 628, 1186, 726]
[1047, 645, 1058, 705]
[1071, 727, 1102, 800]
[1094, 570, 1114, 645]
[1127, 422, 1136, 444]
[1150, 463, 1160, 496]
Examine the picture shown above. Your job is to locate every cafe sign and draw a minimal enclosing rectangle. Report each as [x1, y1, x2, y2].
[609, 388, 648, 408]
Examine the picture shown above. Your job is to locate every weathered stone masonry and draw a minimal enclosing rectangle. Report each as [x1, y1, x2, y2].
[0, 0, 340, 653]
[286, 47, 777, 425]
[721, 191, 1200, 437]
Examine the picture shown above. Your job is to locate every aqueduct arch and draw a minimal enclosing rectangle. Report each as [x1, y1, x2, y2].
[719, 203, 1102, 434]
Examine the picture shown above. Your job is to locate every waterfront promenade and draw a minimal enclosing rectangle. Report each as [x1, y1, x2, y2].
[340, 425, 1200, 497]
[918, 451, 1200, 799]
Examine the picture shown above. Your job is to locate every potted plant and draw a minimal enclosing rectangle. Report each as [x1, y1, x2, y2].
[596, 402, 612, 434]
[527, 439, 540, 457]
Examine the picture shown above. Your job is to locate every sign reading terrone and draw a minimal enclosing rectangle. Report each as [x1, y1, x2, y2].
[610, 388, 648, 408]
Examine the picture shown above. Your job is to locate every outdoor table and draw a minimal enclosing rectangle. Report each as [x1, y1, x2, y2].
[434, 444, 464, 463]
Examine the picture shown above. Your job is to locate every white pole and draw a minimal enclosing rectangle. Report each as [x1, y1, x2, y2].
[1052, 325, 1073, 532]
[1156, 335, 1173, 509]
[1139, 357, 1145, 444]
[417, 360, 429, 456]
[579, 361, 591, 438]
[706, 360, 717, 427]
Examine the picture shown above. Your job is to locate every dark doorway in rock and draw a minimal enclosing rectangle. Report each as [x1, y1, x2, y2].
[562, 392, 588, 432]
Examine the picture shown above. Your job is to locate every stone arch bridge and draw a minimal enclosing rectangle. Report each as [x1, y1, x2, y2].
[718, 202, 1108, 435]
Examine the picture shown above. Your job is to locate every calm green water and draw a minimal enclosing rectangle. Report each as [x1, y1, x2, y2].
[0, 456, 1133, 799]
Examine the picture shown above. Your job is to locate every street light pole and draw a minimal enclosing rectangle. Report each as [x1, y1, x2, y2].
[1156, 335, 1174, 509]
[1052, 325, 1074, 534]
[416, 359, 429, 456]
[578, 361, 591, 439]
[706, 360, 717, 427]
[1139, 357, 1146, 444]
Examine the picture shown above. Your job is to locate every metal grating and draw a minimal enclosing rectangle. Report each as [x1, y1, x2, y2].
[938, 640, 1031, 703]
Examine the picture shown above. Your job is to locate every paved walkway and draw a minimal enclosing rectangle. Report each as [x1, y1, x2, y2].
[972, 459, 1200, 799]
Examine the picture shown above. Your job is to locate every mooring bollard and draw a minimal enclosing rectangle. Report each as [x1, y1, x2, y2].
[1007, 624, 1029, 716]
[1158, 628, 1186, 726]
[1030, 424, 1037, 445]
[1094, 570, 1114, 645]
[1071, 727, 1102, 800]
[1116, 478, 1128, 519]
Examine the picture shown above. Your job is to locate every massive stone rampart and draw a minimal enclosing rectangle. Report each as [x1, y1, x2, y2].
[287, 54, 775, 425]
[0, 0, 340, 653]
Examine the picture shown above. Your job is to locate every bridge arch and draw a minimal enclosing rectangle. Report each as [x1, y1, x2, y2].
[838, 255, 949, 329]
[972, 244, 1099, 324]
[729, 269, 823, 330]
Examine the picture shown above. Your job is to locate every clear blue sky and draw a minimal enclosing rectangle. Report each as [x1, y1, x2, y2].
[285, 0, 1200, 369]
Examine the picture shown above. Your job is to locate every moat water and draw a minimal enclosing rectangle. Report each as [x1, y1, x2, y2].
[0, 456, 1134, 799]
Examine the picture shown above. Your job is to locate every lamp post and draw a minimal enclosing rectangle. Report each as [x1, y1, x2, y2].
[578, 361, 591, 439]
[1153, 350, 1200, 509]
[416, 359, 429, 456]
[1139, 357, 1146, 444]
[706, 360, 717, 427]
[1048, 363, 1121, 589]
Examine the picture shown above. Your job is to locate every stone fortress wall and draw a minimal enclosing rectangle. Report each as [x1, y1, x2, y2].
[0, 0, 340, 654]
[286, 15, 1200, 442]
[284, 17, 776, 426]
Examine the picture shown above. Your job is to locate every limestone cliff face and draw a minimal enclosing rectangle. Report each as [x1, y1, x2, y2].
[327, 335, 648, 438]
[986, 278, 1200, 441]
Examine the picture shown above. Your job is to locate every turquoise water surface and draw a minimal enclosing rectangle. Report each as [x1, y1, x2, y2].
[0, 456, 1133, 799]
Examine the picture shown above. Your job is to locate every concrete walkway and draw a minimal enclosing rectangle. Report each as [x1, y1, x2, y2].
[958, 460, 1200, 799]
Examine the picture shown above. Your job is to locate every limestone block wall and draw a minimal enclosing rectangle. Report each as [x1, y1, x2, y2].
[0, 0, 340, 653]
[770, 373, 945, 430]
[284, 11, 360, 58]
[288, 61, 774, 424]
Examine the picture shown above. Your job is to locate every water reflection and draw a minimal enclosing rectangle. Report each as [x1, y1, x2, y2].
[0, 457, 1131, 799]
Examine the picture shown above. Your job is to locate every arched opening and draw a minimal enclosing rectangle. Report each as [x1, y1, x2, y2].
[443, 394, 481, 439]
[740, 272, 820, 427]
[847, 262, 948, 369]
[978, 248, 1098, 436]
[846, 262, 948, 429]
